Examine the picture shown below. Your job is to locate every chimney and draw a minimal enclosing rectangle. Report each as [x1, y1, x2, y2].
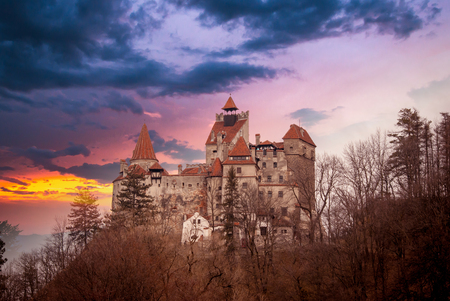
[120, 159, 128, 176]
[178, 164, 183, 175]
[255, 134, 260, 145]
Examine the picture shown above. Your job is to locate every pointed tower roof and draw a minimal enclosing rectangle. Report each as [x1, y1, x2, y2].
[282, 124, 316, 147]
[222, 96, 238, 111]
[131, 124, 158, 161]
[211, 158, 223, 177]
[229, 136, 251, 157]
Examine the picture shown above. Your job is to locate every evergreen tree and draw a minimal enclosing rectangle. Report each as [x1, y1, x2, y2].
[389, 108, 425, 198]
[223, 167, 239, 256]
[116, 165, 154, 227]
[67, 189, 102, 248]
[0, 220, 22, 259]
[0, 236, 6, 271]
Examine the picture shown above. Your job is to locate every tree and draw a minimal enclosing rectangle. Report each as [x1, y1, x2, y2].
[223, 167, 239, 257]
[0, 237, 5, 272]
[116, 165, 155, 227]
[67, 189, 102, 248]
[0, 221, 22, 260]
[0, 236, 6, 296]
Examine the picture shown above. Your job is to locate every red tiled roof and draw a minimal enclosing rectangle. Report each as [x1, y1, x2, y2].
[128, 164, 146, 175]
[131, 124, 158, 160]
[205, 119, 247, 145]
[282, 124, 316, 147]
[222, 96, 238, 110]
[181, 165, 209, 176]
[113, 175, 124, 182]
[211, 158, 223, 177]
[274, 142, 284, 149]
[149, 162, 164, 170]
[229, 136, 251, 157]
[162, 170, 169, 176]
[259, 140, 273, 146]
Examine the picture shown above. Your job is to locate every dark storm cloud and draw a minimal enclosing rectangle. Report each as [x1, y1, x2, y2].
[174, 0, 441, 55]
[65, 163, 120, 184]
[0, 176, 29, 186]
[11, 143, 91, 172]
[0, 166, 15, 171]
[130, 130, 205, 161]
[289, 108, 329, 127]
[0, 0, 279, 95]
[158, 61, 277, 96]
[9, 143, 119, 183]
[0, 187, 34, 195]
[149, 130, 205, 161]
[1, 89, 144, 117]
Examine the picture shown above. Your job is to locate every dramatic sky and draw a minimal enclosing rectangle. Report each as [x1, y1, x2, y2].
[1, 0, 449, 235]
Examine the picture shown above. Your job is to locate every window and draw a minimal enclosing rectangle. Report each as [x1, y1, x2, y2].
[268, 191, 272, 198]
[270, 207, 275, 214]
[209, 186, 211, 192]
[260, 227, 267, 236]
[158, 184, 160, 187]
[237, 167, 242, 173]
[273, 150, 277, 156]
[263, 149, 267, 155]
[182, 183, 185, 187]
[193, 219, 196, 224]
[273, 162, 277, 168]
[242, 182, 248, 189]
[215, 216, 219, 221]
[197, 183, 199, 187]
[281, 207, 288, 216]
[281, 229, 288, 234]
[279, 175, 283, 183]
[278, 191, 283, 198]
[290, 146, 293, 151]
[166, 183, 169, 187]
[258, 176, 261, 182]
[188, 184, 192, 188]
[198, 219, 201, 224]
[267, 176, 272, 182]
[259, 191, 263, 198]
[262, 162, 266, 168]
[219, 186, 222, 190]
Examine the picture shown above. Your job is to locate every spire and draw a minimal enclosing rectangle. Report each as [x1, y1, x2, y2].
[131, 124, 158, 161]
[222, 96, 238, 111]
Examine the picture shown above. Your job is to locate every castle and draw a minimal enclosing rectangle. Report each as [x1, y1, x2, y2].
[112, 97, 316, 241]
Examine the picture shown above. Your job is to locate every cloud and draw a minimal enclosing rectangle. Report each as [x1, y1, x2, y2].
[149, 130, 205, 161]
[157, 61, 277, 96]
[65, 163, 120, 184]
[0, 0, 279, 95]
[289, 108, 329, 127]
[0, 166, 15, 171]
[9, 143, 120, 183]
[11, 142, 90, 172]
[174, 0, 441, 55]
[0, 187, 34, 195]
[129, 130, 205, 162]
[0, 176, 29, 186]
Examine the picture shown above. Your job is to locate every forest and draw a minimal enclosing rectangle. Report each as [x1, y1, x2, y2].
[0, 108, 449, 301]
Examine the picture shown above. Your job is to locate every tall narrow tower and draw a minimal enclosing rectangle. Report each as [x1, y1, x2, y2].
[130, 124, 158, 170]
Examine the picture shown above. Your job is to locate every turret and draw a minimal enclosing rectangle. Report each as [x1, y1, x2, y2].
[130, 124, 158, 168]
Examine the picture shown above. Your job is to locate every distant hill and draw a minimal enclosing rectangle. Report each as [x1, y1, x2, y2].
[6, 234, 51, 261]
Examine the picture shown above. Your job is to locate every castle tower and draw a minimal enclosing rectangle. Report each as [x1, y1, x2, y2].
[205, 96, 250, 163]
[130, 124, 158, 170]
